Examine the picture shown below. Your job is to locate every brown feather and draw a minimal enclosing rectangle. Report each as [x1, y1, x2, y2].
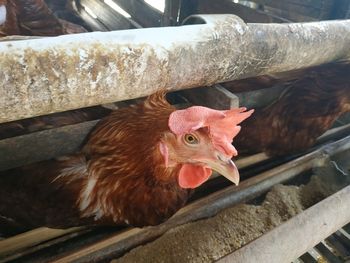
[233, 61, 350, 156]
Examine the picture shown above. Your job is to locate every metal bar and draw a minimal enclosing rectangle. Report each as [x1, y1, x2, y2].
[217, 185, 350, 263]
[1, 15, 350, 123]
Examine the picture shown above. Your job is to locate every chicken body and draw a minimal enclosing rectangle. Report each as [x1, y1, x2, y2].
[233, 62, 350, 156]
[0, 0, 86, 37]
[0, 92, 252, 230]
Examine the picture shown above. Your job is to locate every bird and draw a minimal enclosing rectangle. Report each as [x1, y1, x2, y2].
[230, 61, 350, 156]
[0, 0, 86, 37]
[0, 91, 253, 232]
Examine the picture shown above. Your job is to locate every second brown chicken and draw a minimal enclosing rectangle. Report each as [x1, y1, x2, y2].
[229, 61, 350, 156]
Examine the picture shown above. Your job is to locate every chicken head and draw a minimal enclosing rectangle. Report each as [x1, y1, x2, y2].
[159, 106, 254, 188]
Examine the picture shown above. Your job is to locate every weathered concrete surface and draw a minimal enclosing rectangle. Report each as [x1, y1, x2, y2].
[1, 15, 350, 123]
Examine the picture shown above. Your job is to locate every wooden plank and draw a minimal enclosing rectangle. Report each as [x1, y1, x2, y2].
[79, 0, 134, 30]
[114, 0, 162, 27]
[0, 227, 84, 259]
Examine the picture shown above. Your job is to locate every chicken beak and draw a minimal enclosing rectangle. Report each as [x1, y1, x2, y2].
[202, 153, 240, 185]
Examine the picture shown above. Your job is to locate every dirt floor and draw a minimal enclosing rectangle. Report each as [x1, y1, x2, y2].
[112, 161, 349, 263]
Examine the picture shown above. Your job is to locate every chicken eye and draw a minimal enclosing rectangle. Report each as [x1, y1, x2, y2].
[184, 134, 199, 145]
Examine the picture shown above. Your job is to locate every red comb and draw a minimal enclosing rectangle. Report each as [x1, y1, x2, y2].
[169, 106, 254, 157]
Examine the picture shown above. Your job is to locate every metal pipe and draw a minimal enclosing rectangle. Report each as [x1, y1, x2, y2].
[1, 15, 350, 123]
[217, 184, 350, 263]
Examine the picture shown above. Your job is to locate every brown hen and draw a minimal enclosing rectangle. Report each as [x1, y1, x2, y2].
[232, 61, 350, 156]
[0, 91, 253, 231]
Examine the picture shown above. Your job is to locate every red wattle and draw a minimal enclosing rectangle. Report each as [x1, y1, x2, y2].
[178, 164, 212, 189]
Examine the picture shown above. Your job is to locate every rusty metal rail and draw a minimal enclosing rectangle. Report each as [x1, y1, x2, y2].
[1, 15, 350, 123]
